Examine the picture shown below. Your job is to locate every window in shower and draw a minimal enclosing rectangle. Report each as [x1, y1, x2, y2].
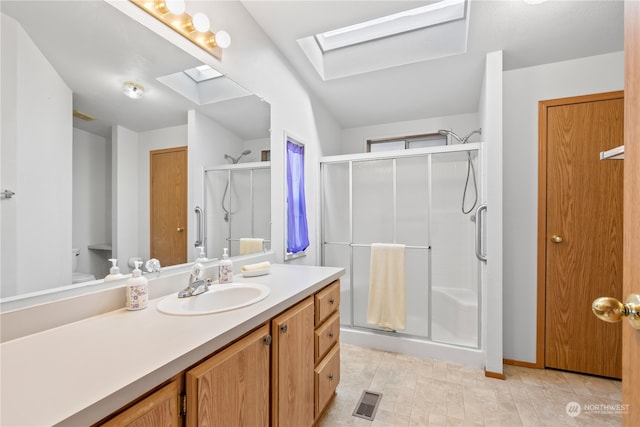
[366, 133, 446, 152]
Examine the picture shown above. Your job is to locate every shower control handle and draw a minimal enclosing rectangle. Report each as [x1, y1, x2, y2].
[550, 235, 563, 243]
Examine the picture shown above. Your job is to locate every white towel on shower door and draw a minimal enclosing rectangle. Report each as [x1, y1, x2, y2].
[367, 243, 406, 331]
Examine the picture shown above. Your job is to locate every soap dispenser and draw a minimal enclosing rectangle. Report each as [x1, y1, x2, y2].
[104, 258, 124, 282]
[218, 248, 233, 284]
[195, 246, 208, 263]
[126, 261, 148, 310]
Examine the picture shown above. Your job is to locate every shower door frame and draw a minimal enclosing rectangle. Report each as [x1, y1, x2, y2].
[202, 161, 271, 256]
[320, 143, 483, 349]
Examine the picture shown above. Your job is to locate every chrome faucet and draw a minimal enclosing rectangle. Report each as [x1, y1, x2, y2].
[178, 264, 212, 298]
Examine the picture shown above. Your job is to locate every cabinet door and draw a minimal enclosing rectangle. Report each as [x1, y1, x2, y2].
[186, 324, 271, 427]
[99, 379, 181, 427]
[272, 296, 315, 427]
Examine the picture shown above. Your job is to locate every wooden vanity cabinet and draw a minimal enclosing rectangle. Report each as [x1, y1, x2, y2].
[97, 280, 341, 427]
[185, 323, 271, 427]
[99, 378, 182, 427]
[271, 296, 315, 427]
[313, 280, 340, 422]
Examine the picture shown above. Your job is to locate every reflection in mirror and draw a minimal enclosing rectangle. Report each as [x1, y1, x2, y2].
[0, 1, 271, 302]
[204, 162, 271, 259]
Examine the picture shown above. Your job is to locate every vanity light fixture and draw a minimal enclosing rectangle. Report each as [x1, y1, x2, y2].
[123, 81, 145, 99]
[130, 0, 231, 60]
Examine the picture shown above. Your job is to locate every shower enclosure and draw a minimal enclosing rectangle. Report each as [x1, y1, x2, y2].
[202, 162, 271, 258]
[320, 144, 484, 356]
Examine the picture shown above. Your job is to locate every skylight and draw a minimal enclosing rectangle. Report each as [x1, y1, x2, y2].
[314, 0, 466, 52]
[183, 64, 223, 83]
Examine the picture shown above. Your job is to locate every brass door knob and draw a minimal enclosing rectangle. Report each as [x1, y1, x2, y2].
[592, 294, 640, 329]
[550, 235, 563, 243]
[177, 227, 184, 232]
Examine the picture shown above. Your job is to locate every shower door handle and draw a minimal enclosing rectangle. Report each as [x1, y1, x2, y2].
[194, 206, 204, 247]
[475, 204, 487, 262]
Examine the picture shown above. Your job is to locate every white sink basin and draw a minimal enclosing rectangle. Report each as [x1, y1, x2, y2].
[157, 283, 270, 316]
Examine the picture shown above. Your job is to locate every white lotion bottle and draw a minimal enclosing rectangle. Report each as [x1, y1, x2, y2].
[218, 248, 233, 284]
[195, 246, 208, 263]
[104, 258, 124, 282]
[126, 261, 148, 310]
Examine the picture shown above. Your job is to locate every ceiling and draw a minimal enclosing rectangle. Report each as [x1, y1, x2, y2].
[1, 0, 270, 140]
[241, 0, 624, 128]
[1, 1, 623, 136]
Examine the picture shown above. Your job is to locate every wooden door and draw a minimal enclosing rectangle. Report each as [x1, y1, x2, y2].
[185, 324, 271, 427]
[150, 147, 187, 266]
[99, 379, 181, 427]
[541, 92, 624, 378]
[272, 296, 315, 427]
[623, 1, 640, 423]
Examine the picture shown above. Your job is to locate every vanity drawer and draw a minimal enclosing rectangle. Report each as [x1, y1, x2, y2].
[314, 280, 340, 326]
[314, 344, 340, 418]
[315, 312, 340, 362]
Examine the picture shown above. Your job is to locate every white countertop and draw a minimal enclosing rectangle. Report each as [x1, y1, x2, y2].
[0, 264, 344, 426]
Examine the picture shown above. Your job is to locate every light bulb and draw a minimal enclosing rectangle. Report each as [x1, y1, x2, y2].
[214, 30, 231, 48]
[123, 81, 144, 99]
[165, 0, 185, 15]
[192, 12, 210, 32]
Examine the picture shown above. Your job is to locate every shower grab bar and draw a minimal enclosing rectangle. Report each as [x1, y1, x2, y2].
[194, 206, 204, 247]
[324, 242, 431, 250]
[226, 238, 271, 243]
[475, 204, 488, 262]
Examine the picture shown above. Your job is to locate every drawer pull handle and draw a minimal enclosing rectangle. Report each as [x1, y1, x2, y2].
[328, 331, 334, 338]
[329, 298, 335, 305]
[280, 324, 288, 334]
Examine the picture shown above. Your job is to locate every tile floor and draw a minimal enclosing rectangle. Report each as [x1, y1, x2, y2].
[318, 343, 623, 427]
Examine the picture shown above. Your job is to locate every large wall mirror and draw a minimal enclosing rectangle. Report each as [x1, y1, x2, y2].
[0, 0, 271, 302]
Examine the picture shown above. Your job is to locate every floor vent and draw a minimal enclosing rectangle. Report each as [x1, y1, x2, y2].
[352, 390, 382, 421]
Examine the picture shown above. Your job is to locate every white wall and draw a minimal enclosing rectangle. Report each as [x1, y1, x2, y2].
[72, 128, 111, 278]
[480, 51, 504, 375]
[502, 51, 624, 363]
[112, 126, 139, 275]
[1, 14, 72, 296]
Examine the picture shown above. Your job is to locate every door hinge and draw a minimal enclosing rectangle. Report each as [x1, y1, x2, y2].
[179, 391, 187, 417]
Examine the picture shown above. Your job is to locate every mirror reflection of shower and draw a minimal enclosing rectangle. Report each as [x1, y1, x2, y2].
[437, 129, 481, 215]
[222, 150, 252, 221]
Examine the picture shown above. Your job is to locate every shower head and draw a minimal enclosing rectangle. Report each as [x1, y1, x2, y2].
[223, 149, 252, 164]
[437, 129, 482, 144]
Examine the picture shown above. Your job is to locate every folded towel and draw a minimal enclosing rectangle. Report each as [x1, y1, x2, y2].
[239, 238, 264, 255]
[242, 261, 271, 272]
[367, 243, 406, 331]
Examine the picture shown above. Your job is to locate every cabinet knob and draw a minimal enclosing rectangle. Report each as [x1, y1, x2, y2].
[328, 373, 334, 381]
[263, 335, 272, 346]
[329, 298, 335, 305]
[328, 331, 334, 338]
[280, 324, 288, 334]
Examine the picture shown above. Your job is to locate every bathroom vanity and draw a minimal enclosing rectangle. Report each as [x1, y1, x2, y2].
[0, 264, 343, 426]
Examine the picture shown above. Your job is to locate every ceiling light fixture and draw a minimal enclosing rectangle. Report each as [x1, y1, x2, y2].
[131, 0, 230, 60]
[123, 81, 145, 99]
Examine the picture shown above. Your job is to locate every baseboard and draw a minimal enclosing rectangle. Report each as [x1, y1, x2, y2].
[484, 369, 506, 380]
[503, 358, 543, 369]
